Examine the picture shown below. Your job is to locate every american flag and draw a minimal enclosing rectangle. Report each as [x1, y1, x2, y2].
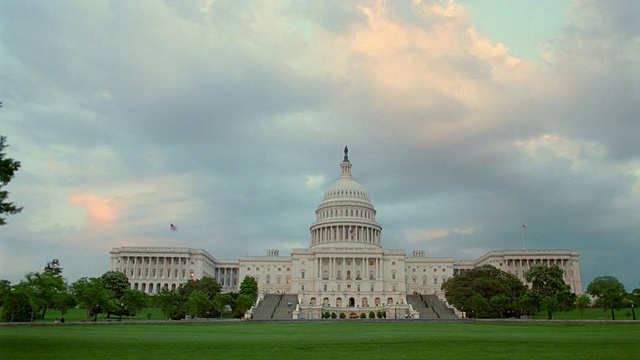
[170, 224, 177, 231]
[349, 227, 355, 238]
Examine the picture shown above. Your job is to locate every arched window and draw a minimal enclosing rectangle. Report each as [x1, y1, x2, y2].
[362, 297, 368, 307]
[266, 274, 271, 284]
[337, 270, 342, 279]
[323, 297, 330, 306]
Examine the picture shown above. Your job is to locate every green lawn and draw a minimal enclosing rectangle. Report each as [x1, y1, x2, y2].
[0, 321, 637, 359]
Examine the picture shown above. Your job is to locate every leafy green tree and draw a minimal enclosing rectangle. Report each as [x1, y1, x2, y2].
[0, 279, 11, 307]
[235, 294, 255, 318]
[525, 264, 571, 319]
[154, 288, 179, 320]
[30, 272, 66, 319]
[185, 290, 211, 318]
[517, 293, 541, 317]
[99, 271, 130, 318]
[178, 276, 221, 299]
[576, 294, 591, 319]
[212, 293, 227, 318]
[1, 284, 35, 322]
[490, 295, 510, 318]
[557, 290, 577, 316]
[239, 276, 258, 298]
[587, 276, 626, 320]
[442, 265, 527, 318]
[44, 259, 63, 278]
[0, 135, 23, 225]
[121, 289, 149, 320]
[52, 290, 76, 322]
[72, 277, 113, 321]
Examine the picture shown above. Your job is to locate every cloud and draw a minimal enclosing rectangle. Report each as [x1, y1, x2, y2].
[1, 0, 639, 291]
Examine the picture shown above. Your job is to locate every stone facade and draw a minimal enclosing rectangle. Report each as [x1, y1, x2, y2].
[110, 149, 583, 318]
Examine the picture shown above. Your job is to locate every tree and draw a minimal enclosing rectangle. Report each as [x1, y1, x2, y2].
[30, 272, 66, 319]
[525, 264, 571, 319]
[0, 135, 23, 225]
[576, 294, 591, 319]
[72, 277, 113, 321]
[1, 284, 35, 322]
[44, 259, 63, 278]
[185, 290, 211, 318]
[442, 265, 527, 318]
[587, 276, 626, 320]
[178, 276, 221, 299]
[212, 293, 228, 318]
[154, 288, 179, 320]
[235, 294, 255, 318]
[99, 271, 130, 318]
[239, 276, 258, 298]
[52, 291, 77, 322]
[121, 289, 149, 320]
[0, 279, 10, 307]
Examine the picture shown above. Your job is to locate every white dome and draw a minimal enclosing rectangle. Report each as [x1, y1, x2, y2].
[309, 147, 382, 248]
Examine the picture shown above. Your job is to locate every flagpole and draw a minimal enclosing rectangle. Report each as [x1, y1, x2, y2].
[521, 225, 527, 250]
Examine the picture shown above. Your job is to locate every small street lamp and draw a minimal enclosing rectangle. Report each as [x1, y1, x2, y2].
[632, 304, 636, 321]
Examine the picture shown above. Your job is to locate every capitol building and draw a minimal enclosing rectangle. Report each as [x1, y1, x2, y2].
[110, 147, 582, 319]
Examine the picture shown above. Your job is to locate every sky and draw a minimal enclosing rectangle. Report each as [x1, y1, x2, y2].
[1, 0, 639, 292]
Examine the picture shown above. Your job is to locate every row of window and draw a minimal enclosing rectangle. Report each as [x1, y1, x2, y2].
[123, 268, 195, 279]
[245, 267, 290, 272]
[318, 208, 373, 220]
[121, 258, 195, 265]
[408, 267, 449, 273]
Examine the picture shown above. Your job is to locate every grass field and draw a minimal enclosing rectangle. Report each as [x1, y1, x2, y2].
[22, 306, 636, 323]
[1, 321, 638, 359]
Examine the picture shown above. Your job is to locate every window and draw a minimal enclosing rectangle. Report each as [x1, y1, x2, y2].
[434, 278, 438, 285]
[301, 271, 305, 279]
[323, 284, 328, 291]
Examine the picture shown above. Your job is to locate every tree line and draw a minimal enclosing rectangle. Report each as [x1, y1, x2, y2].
[0, 259, 259, 322]
[441, 264, 639, 320]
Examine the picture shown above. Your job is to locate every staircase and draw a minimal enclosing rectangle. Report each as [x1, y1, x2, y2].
[406, 294, 439, 319]
[253, 294, 298, 320]
[423, 295, 458, 319]
[252, 294, 281, 320]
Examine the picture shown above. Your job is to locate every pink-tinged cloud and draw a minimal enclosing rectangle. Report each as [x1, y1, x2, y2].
[69, 193, 121, 225]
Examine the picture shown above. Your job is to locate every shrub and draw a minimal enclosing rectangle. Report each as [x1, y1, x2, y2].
[339, 312, 346, 319]
[376, 311, 383, 318]
[360, 313, 366, 319]
[369, 311, 375, 319]
[331, 312, 337, 319]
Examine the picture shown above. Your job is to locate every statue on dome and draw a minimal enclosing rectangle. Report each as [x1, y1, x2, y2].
[344, 145, 349, 161]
